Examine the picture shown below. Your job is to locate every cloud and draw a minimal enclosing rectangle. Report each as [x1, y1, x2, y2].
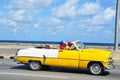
[8, 20, 23, 35]
[104, 7, 115, 20]
[6, 0, 57, 22]
[0, 17, 23, 35]
[52, 0, 78, 18]
[92, 7, 115, 25]
[77, 2, 102, 16]
[49, 17, 61, 26]
[34, 23, 40, 28]
[10, 9, 33, 22]
[52, 1, 102, 18]
[7, 0, 56, 9]
[51, 1, 115, 33]
[10, 9, 26, 21]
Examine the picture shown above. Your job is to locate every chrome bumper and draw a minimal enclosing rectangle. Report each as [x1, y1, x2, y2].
[105, 60, 115, 70]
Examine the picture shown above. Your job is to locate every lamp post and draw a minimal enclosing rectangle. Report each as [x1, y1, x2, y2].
[114, 0, 119, 51]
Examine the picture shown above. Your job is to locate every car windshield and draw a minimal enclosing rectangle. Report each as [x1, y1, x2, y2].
[75, 41, 86, 50]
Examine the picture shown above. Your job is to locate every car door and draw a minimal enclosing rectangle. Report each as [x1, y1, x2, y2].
[58, 50, 79, 68]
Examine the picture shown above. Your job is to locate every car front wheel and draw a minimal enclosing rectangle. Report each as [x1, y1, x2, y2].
[89, 63, 103, 75]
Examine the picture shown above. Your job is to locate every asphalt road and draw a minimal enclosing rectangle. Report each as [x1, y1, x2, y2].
[0, 48, 17, 54]
[0, 59, 120, 80]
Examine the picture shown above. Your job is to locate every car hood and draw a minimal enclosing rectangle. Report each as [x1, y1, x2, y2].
[81, 48, 112, 56]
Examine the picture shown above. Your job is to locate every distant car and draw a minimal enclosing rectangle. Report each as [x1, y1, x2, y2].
[15, 40, 115, 75]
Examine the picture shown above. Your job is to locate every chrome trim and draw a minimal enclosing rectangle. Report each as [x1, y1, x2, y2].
[14, 49, 20, 62]
[105, 59, 115, 70]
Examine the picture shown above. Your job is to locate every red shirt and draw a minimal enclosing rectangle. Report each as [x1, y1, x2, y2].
[60, 44, 65, 50]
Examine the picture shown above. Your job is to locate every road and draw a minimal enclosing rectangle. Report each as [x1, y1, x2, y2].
[0, 48, 17, 54]
[0, 59, 120, 80]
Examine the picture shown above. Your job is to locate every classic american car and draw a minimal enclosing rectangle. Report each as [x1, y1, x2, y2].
[15, 40, 115, 75]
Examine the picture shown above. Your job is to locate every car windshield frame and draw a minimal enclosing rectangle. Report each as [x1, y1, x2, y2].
[73, 41, 86, 50]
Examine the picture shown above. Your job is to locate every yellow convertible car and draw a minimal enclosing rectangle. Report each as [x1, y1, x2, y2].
[15, 40, 115, 75]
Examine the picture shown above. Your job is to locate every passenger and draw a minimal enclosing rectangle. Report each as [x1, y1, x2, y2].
[60, 41, 66, 50]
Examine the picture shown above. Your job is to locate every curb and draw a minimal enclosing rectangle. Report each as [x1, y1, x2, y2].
[0, 53, 15, 59]
[0, 56, 14, 59]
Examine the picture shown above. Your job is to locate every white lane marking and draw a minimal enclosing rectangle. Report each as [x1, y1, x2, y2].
[0, 72, 69, 79]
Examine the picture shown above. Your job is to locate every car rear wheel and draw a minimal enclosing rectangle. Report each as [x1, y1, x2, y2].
[89, 63, 103, 75]
[29, 61, 42, 71]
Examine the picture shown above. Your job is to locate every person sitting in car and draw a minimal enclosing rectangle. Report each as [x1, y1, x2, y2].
[60, 41, 66, 50]
[65, 41, 75, 50]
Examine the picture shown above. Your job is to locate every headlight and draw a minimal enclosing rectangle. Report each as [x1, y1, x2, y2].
[108, 55, 113, 65]
[108, 56, 112, 60]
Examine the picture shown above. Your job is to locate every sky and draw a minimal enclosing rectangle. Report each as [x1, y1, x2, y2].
[0, 0, 120, 43]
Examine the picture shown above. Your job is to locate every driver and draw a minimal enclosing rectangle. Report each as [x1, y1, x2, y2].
[65, 41, 75, 50]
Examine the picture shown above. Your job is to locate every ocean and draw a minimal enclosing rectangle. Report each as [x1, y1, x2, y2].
[0, 40, 120, 47]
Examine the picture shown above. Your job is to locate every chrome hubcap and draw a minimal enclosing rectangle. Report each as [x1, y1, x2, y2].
[92, 65, 100, 72]
[90, 63, 101, 74]
[31, 62, 40, 69]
